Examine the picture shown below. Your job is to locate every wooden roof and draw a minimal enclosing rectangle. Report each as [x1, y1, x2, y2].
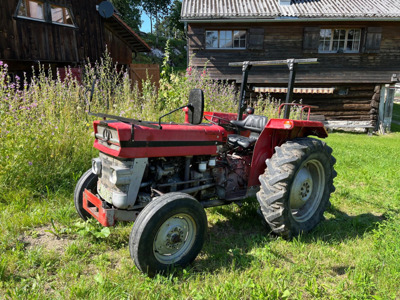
[181, 0, 400, 20]
[105, 14, 151, 53]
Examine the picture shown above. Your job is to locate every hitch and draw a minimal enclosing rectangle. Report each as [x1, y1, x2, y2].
[229, 58, 318, 119]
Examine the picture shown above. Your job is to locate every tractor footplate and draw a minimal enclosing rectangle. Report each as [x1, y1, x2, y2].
[83, 189, 138, 226]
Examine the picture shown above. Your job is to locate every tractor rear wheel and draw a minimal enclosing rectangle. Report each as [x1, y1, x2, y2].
[74, 169, 98, 220]
[257, 137, 336, 239]
[129, 192, 207, 276]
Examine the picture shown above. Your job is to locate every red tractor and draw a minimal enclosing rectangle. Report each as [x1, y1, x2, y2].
[75, 59, 336, 276]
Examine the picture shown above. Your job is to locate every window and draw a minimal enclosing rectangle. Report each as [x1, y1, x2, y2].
[18, 0, 45, 20]
[206, 30, 246, 49]
[51, 5, 73, 25]
[319, 29, 361, 53]
[16, 0, 75, 26]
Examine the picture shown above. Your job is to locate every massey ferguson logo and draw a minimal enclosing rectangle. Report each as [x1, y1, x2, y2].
[102, 128, 112, 142]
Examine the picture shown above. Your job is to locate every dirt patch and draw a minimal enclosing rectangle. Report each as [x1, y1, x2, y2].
[21, 225, 73, 255]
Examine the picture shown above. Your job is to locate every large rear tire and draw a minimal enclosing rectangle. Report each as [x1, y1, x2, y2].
[129, 192, 207, 276]
[74, 169, 98, 220]
[257, 138, 336, 238]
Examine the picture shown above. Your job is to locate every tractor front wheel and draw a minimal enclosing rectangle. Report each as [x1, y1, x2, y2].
[257, 138, 336, 238]
[74, 169, 98, 220]
[129, 192, 207, 276]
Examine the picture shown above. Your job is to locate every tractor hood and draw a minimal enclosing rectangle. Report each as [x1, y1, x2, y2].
[93, 120, 227, 158]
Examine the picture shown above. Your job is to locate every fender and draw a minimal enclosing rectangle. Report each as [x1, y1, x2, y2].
[247, 118, 328, 186]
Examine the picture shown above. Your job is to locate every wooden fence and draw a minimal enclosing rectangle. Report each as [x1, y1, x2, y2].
[129, 64, 160, 92]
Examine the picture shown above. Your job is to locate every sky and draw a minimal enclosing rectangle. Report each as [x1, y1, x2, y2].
[140, 12, 151, 33]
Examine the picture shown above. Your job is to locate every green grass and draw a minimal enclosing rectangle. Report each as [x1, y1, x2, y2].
[1, 132, 400, 299]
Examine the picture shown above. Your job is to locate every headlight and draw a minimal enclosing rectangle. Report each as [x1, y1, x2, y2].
[92, 158, 102, 175]
[109, 167, 131, 185]
[110, 170, 118, 185]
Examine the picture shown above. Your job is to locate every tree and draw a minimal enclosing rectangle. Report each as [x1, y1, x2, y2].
[168, 0, 184, 36]
[110, 0, 142, 31]
[141, 0, 172, 34]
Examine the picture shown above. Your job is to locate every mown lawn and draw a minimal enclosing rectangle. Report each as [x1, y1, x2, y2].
[1, 126, 400, 299]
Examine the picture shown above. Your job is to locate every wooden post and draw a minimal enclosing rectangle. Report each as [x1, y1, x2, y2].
[378, 84, 395, 133]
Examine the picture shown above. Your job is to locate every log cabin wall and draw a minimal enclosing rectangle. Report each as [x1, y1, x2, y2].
[187, 21, 400, 123]
[261, 84, 379, 122]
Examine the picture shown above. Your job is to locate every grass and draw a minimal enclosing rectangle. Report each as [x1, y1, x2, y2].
[1, 131, 400, 299]
[1, 57, 400, 299]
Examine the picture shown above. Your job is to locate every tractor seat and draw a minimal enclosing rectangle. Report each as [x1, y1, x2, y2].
[227, 115, 268, 149]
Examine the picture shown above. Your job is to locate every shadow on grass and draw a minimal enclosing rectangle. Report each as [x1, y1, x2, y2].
[194, 202, 385, 273]
[195, 199, 269, 272]
[306, 205, 385, 243]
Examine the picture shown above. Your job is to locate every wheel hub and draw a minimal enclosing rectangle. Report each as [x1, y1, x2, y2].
[289, 159, 326, 223]
[153, 214, 196, 263]
[290, 167, 313, 209]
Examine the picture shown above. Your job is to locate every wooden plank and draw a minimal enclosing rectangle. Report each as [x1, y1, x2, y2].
[130, 64, 160, 91]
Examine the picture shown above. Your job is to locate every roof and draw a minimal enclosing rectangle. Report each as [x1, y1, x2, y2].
[181, 0, 400, 21]
[105, 14, 151, 52]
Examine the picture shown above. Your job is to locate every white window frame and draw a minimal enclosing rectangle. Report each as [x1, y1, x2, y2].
[206, 30, 247, 50]
[319, 28, 362, 54]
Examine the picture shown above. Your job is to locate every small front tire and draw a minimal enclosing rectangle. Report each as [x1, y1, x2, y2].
[129, 192, 207, 276]
[74, 169, 98, 220]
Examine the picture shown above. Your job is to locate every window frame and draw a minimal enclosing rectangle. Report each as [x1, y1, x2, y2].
[318, 28, 362, 54]
[205, 30, 247, 50]
[50, 4, 74, 25]
[17, 0, 46, 22]
[15, 0, 76, 28]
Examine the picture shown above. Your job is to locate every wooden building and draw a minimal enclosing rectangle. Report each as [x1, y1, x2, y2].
[181, 0, 400, 130]
[0, 0, 150, 78]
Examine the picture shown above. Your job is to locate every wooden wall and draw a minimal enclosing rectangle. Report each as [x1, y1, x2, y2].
[257, 84, 379, 123]
[187, 21, 400, 122]
[104, 26, 132, 66]
[0, 0, 138, 72]
[188, 21, 400, 85]
[0, 0, 105, 66]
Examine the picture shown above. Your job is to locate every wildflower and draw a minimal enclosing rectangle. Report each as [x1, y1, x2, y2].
[28, 161, 33, 166]
[0, 61, 3, 66]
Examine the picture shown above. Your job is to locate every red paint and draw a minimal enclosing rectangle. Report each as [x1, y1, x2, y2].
[248, 118, 328, 186]
[94, 120, 227, 158]
[92, 114, 327, 191]
[83, 189, 115, 227]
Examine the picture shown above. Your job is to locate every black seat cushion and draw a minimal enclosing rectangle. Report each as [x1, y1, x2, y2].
[230, 115, 268, 133]
[227, 134, 258, 149]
